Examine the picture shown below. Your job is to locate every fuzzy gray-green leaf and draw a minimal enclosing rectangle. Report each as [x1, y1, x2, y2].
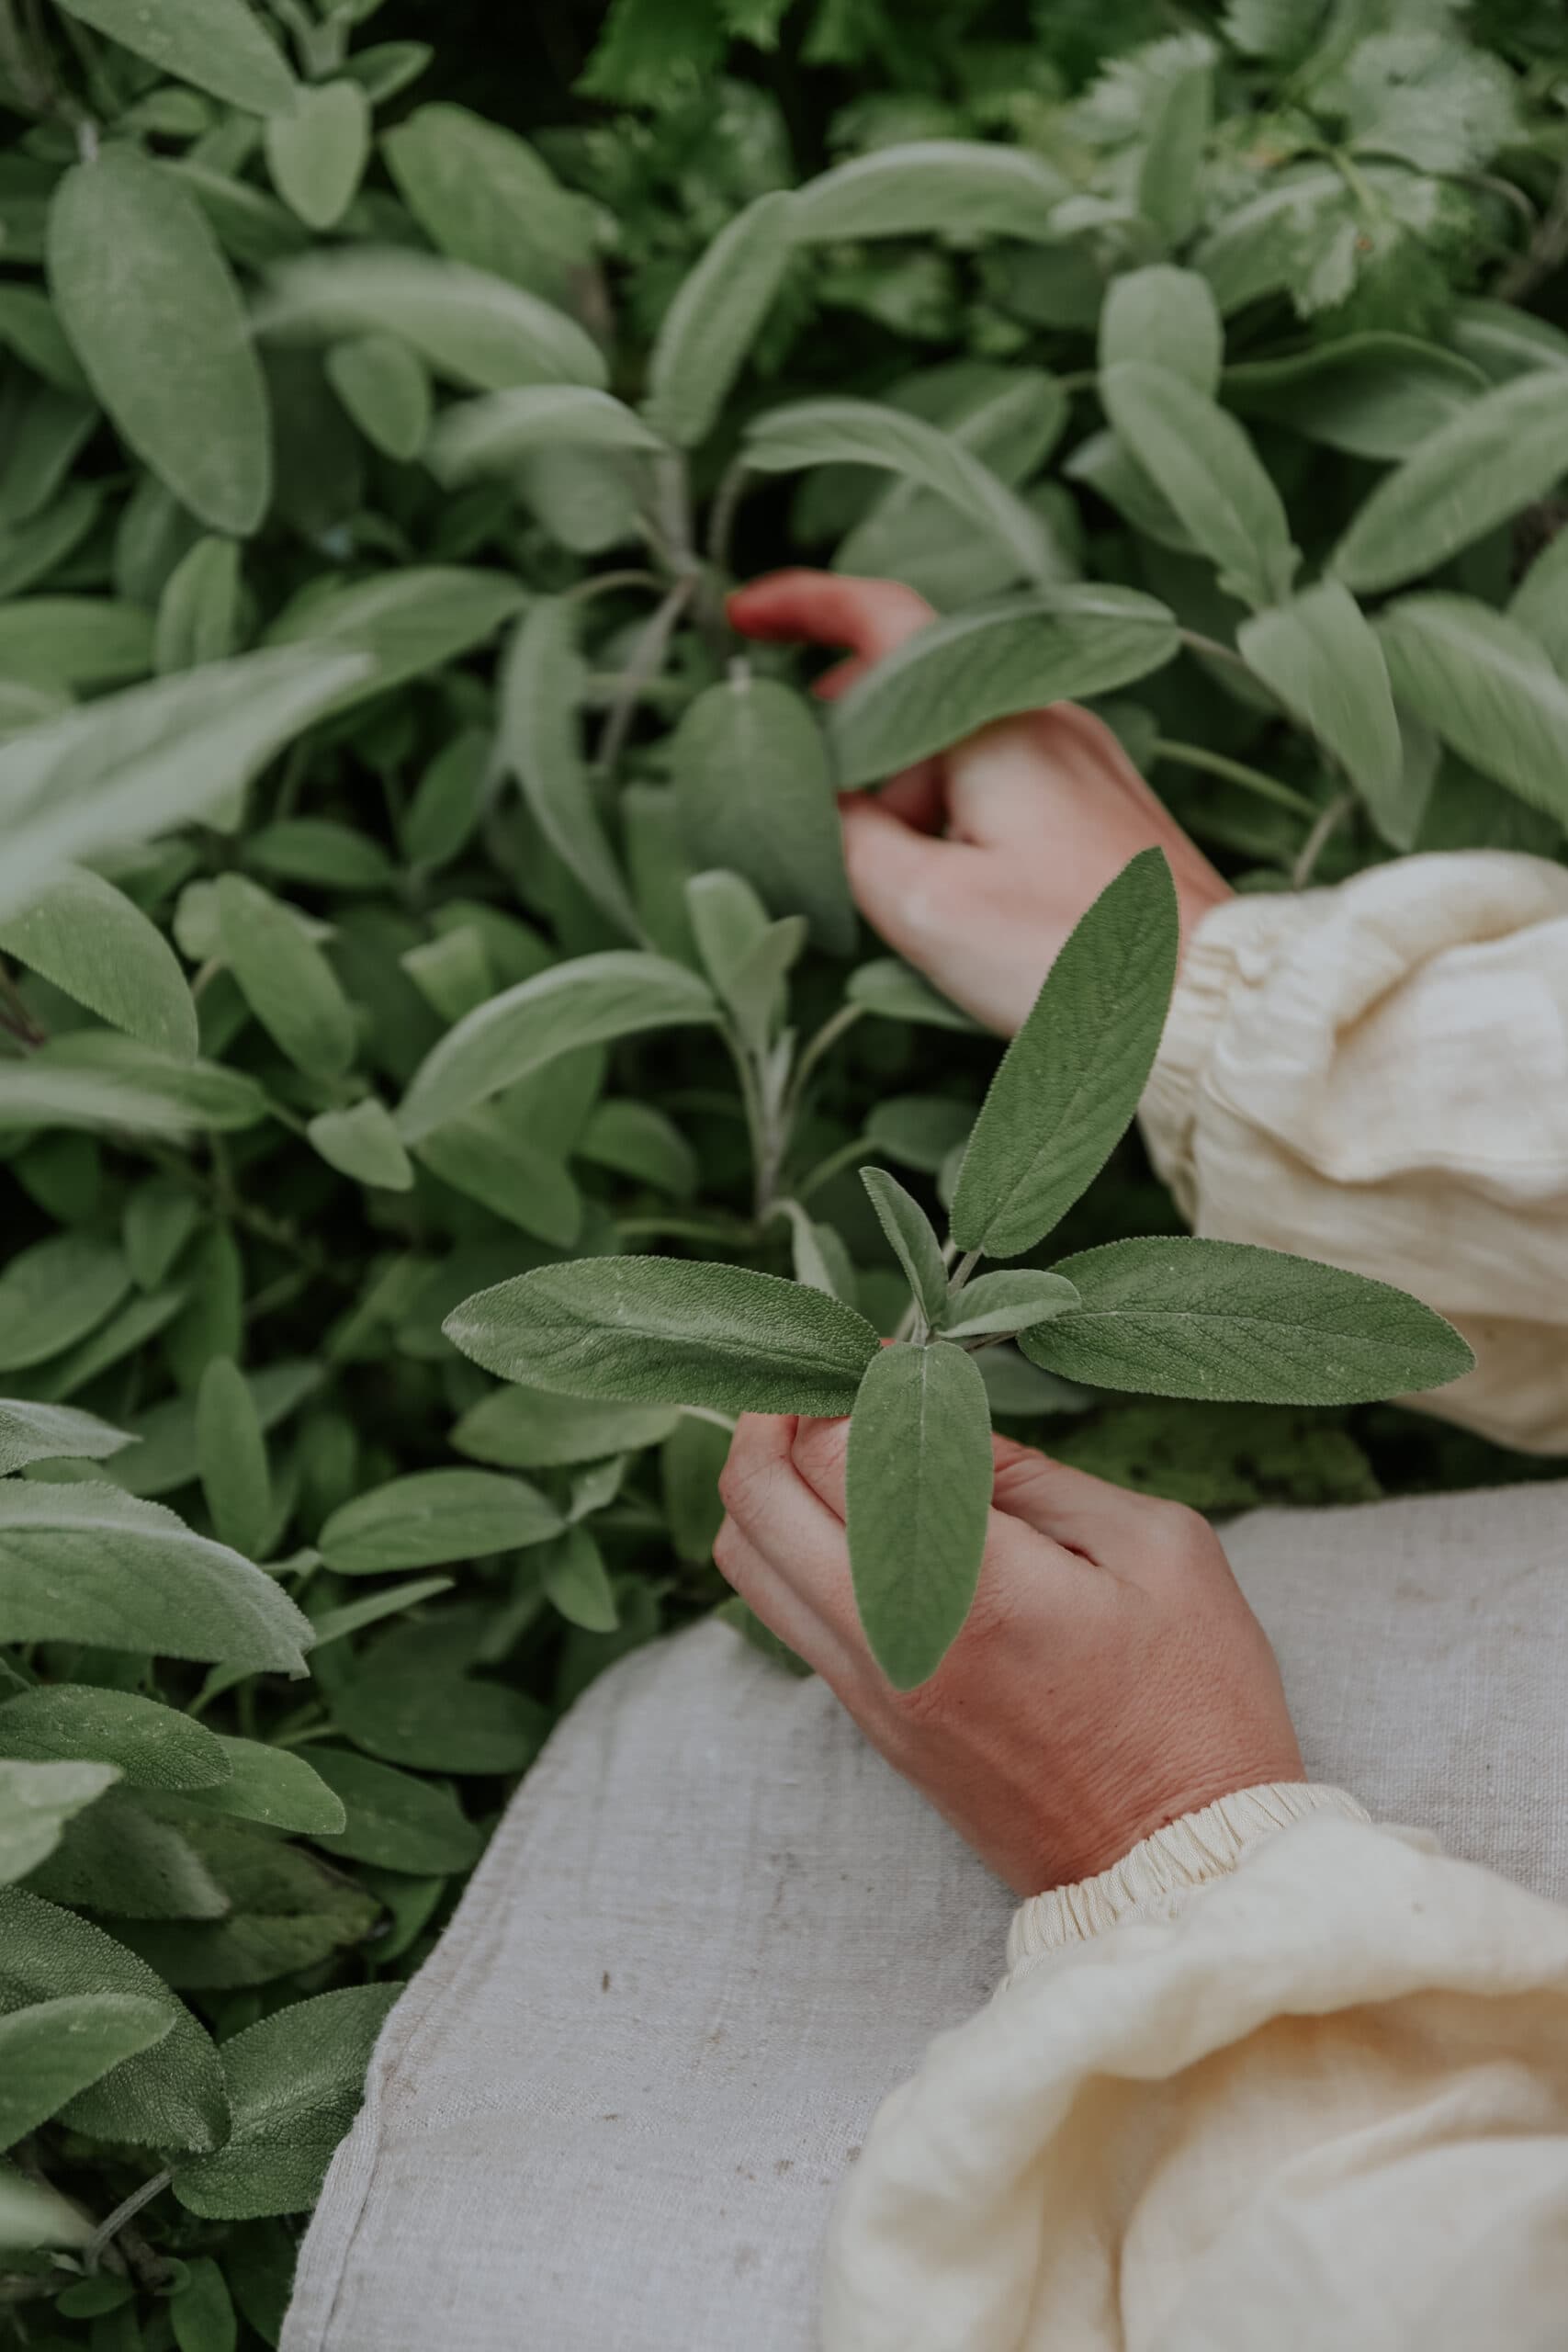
[952, 850, 1179, 1259]
[1101, 361, 1298, 610]
[50, 145, 271, 536]
[846, 1340, 993, 1689]
[1021, 1238, 1474, 1403]
[396, 952, 717, 1142]
[671, 675, 855, 952]
[446, 1257, 882, 1419]
[829, 588, 1179, 787]
[861, 1168, 949, 1326]
[1237, 582, 1401, 815]
[1375, 594, 1568, 822]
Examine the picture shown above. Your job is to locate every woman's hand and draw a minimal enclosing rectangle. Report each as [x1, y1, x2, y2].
[715, 1413, 1303, 1895]
[728, 569, 1232, 1034]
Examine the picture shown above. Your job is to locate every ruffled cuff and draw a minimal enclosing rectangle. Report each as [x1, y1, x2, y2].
[1138, 890, 1327, 1222]
[1005, 1783, 1371, 1978]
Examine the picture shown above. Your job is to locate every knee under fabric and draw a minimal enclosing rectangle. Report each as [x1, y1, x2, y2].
[283, 1479, 1568, 2352]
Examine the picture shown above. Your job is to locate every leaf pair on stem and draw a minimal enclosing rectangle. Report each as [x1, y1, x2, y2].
[448, 853, 1472, 1690]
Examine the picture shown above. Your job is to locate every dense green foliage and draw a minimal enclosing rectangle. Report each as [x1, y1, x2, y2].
[1, 0, 1566, 2337]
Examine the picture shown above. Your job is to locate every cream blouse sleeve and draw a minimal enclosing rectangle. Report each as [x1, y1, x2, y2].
[1137, 849, 1568, 1453]
[822, 1792, 1568, 2352]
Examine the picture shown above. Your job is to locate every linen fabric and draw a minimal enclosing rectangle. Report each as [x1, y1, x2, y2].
[1139, 850, 1568, 1451]
[285, 1476, 1568, 2352]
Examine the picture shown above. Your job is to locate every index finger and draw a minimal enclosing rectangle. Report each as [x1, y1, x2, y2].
[727, 570, 935, 662]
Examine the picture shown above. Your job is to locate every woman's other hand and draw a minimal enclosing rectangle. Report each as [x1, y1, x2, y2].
[728, 569, 1232, 1034]
[715, 1413, 1303, 1895]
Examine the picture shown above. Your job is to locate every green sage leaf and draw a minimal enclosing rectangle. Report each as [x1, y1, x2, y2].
[1023, 1237, 1475, 1402]
[952, 850, 1179, 1258]
[1100, 361, 1298, 610]
[671, 674, 855, 952]
[846, 1340, 993, 1689]
[643, 190, 795, 447]
[829, 587, 1178, 787]
[49, 145, 271, 536]
[174, 1984, 399, 2218]
[446, 1257, 882, 1418]
[320, 1468, 564, 1574]
[1237, 582, 1401, 818]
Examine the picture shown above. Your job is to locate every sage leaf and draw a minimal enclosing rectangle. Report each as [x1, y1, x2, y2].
[0, 1482, 313, 1672]
[414, 1106, 582, 1250]
[1236, 582, 1401, 815]
[577, 1100, 697, 1199]
[846, 1340, 993, 1689]
[445, 1257, 882, 1418]
[671, 674, 855, 952]
[1100, 265, 1222, 394]
[49, 145, 271, 536]
[265, 567, 523, 707]
[542, 1523, 619, 1633]
[196, 1357, 272, 1560]
[937, 1269, 1081, 1340]
[660, 1413, 730, 1564]
[0, 1685, 229, 1791]
[0, 1758, 118, 1884]
[829, 587, 1179, 786]
[452, 1385, 678, 1472]
[430, 386, 665, 482]
[217, 873, 356, 1080]
[1375, 594, 1568, 822]
[0, 595, 150, 689]
[847, 958, 979, 1032]
[1332, 371, 1568, 595]
[325, 335, 432, 462]
[258, 248, 607, 394]
[382, 103, 595, 300]
[154, 535, 243, 673]
[497, 598, 644, 940]
[53, 0, 294, 113]
[0, 1993, 174, 2150]
[265, 81, 370, 232]
[174, 1984, 400, 2219]
[251, 820, 396, 897]
[397, 952, 717, 1142]
[308, 1098, 414, 1193]
[0, 648, 368, 924]
[319, 1468, 564, 1574]
[1100, 362, 1299, 609]
[1022, 1237, 1475, 1402]
[0, 1235, 128, 1372]
[171, 1736, 345, 1836]
[0, 1397, 132, 1476]
[861, 1168, 949, 1327]
[643, 191, 795, 447]
[169, 2257, 234, 2352]
[1136, 59, 1212, 244]
[0, 863, 197, 1058]
[1222, 334, 1485, 462]
[305, 1748, 482, 1875]
[952, 850, 1179, 1258]
[1509, 531, 1568, 674]
[0, 1888, 225, 2151]
[115, 1821, 376, 1990]
[0, 1033, 269, 1137]
[331, 1667, 545, 1775]
[792, 140, 1067, 243]
[865, 1095, 976, 1174]
[746, 398, 1057, 586]
[28, 1785, 229, 1918]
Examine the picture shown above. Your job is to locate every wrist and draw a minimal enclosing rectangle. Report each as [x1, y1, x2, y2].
[1005, 1782, 1369, 1975]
